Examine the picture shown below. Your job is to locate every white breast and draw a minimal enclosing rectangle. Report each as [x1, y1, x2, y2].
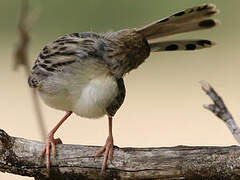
[72, 75, 118, 118]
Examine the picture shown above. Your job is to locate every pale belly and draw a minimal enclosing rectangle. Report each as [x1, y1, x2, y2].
[38, 74, 118, 119]
[72, 77, 118, 118]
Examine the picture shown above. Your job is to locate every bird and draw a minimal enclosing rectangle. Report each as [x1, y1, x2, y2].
[28, 4, 219, 172]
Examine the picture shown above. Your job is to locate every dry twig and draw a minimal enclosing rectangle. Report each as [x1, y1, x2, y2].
[13, 0, 46, 140]
[201, 80, 240, 143]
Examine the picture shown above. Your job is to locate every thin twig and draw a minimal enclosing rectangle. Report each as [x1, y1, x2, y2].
[13, 0, 46, 140]
[200, 80, 240, 143]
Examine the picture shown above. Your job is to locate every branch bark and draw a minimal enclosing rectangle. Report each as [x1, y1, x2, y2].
[0, 129, 240, 180]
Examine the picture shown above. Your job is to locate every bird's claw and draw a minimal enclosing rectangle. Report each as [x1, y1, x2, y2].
[95, 135, 114, 172]
[40, 134, 62, 170]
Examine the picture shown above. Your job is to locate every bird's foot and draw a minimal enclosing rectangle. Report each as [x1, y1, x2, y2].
[95, 135, 114, 172]
[40, 133, 62, 170]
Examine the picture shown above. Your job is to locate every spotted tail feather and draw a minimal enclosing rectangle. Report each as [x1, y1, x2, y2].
[137, 4, 219, 40]
[150, 39, 215, 52]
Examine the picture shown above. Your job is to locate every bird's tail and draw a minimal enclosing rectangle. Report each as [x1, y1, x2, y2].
[150, 39, 214, 51]
[136, 4, 219, 51]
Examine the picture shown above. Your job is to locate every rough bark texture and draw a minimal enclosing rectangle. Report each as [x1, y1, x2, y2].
[0, 129, 240, 180]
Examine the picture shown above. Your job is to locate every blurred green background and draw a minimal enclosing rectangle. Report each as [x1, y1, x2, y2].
[1, 0, 240, 179]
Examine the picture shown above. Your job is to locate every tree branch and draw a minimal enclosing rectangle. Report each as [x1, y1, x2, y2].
[0, 129, 240, 180]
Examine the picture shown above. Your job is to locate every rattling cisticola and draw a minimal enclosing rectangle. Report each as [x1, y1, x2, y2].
[28, 4, 219, 172]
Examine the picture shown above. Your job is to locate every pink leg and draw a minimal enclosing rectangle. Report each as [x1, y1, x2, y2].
[40, 111, 72, 170]
[95, 116, 114, 171]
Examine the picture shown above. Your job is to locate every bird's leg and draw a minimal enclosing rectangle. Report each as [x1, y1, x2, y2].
[95, 116, 114, 171]
[40, 111, 72, 170]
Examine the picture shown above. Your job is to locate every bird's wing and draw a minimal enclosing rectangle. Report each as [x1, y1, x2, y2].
[28, 32, 109, 88]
